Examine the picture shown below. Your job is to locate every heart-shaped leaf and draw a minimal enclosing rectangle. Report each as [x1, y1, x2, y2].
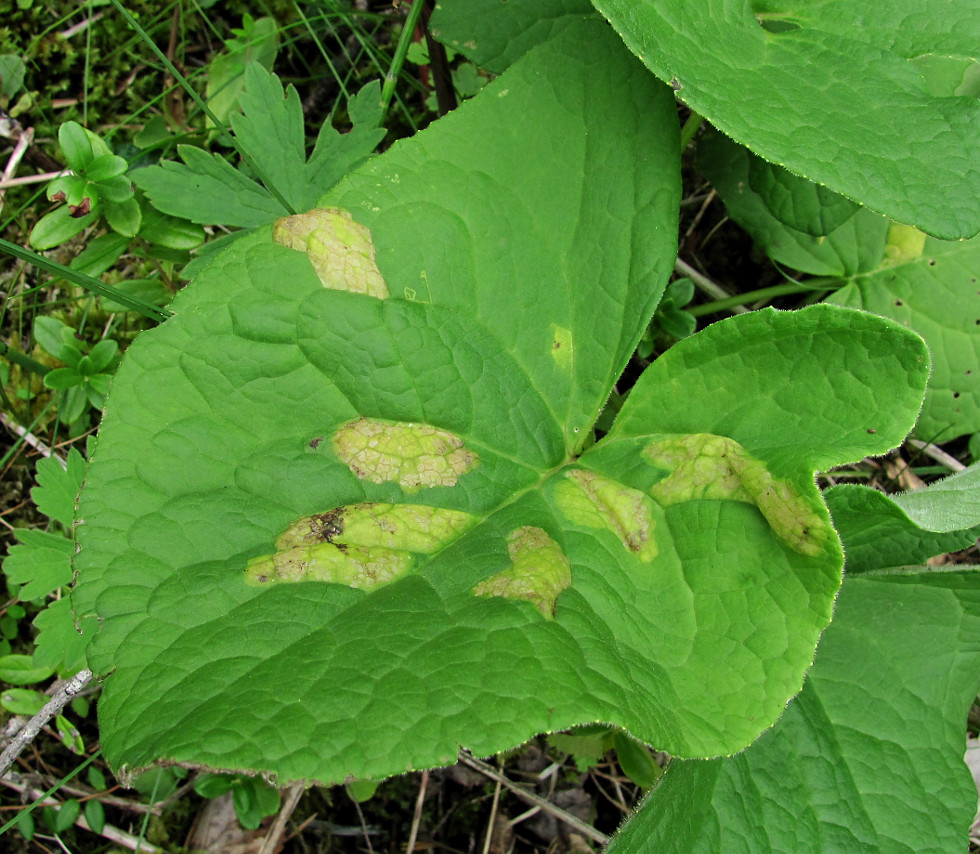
[74, 20, 928, 791]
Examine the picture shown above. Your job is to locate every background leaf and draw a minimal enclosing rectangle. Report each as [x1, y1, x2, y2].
[826, 233, 980, 439]
[3, 529, 73, 600]
[31, 449, 85, 529]
[608, 570, 980, 854]
[132, 144, 286, 228]
[697, 128, 891, 278]
[133, 66, 385, 228]
[32, 597, 91, 674]
[592, 0, 980, 238]
[826, 484, 980, 575]
[698, 129, 980, 440]
[430, 0, 593, 72]
[889, 462, 980, 532]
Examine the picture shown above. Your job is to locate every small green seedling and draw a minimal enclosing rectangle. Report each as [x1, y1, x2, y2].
[195, 773, 281, 830]
[32, 121, 140, 249]
[33, 316, 118, 425]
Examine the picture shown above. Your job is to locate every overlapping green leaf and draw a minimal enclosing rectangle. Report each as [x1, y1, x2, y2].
[743, 156, 860, 236]
[592, 0, 980, 238]
[430, 0, 593, 72]
[75, 20, 927, 801]
[609, 498, 980, 854]
[619, 470, 980, 850]
[826, 485, 980, 575]
[698, 129, 890, 278]
[891, 462, 980, 532]
[132, 65, 385, 228]
[827, 236, 980, 440]
[699, 129, 980, 440]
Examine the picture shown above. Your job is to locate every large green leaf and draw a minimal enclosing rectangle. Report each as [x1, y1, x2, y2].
[607, 566, 980, 853]
[74, 20, 927, 795]
[698, 129, 980, 440]
[592, 0, 980, 239]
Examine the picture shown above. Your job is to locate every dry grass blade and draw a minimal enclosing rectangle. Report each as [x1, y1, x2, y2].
[457, 751, 609, 847]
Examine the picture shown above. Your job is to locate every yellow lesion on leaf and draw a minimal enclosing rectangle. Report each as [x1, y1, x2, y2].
[273, 208, 389, 298]
[245, 543, 412, 589]
[332, 417, 479, 489]
[553, 469, 658, 562]
[881, 223, 927, 267]
[245, 503, 478, 589]
[472, 526, 572, 619]
[644, 433, 830, 557]
[550, 324, 573, 372]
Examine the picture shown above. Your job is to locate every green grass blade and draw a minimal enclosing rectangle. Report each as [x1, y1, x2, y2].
[0, 237, 172, 322]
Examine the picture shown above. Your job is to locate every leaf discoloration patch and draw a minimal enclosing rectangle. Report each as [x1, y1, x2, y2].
[273, 207, 389, 298]
[644, 433, 830, 556]
[550, 324, 573, 372]
[472, 526, 571, 618]
[554, 469, 658, 561]
[244, 542, 412, 589]
[332, 417, 479, 488]
[246, 502, 477, 589]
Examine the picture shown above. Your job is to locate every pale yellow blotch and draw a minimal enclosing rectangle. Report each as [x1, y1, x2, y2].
[279, 503, 477, 553]
[472, 526, 572, 619]
[644, 434, 830, 557]
[554, 469, 658, 562]
[246, 502, 477, 590]
[273, 207, 389, 298]
[244, 543, 412, 589]
[550, 325, 573, 372]
[880, 223, 927, 268]
[332, 417, 478, 488]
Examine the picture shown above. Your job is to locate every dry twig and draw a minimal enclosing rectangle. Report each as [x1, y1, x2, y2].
[257, 782, 306, 854]
[457, 751, 609, 847]
[405, 767, 429, 853]
[0, 670, 94, 777]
